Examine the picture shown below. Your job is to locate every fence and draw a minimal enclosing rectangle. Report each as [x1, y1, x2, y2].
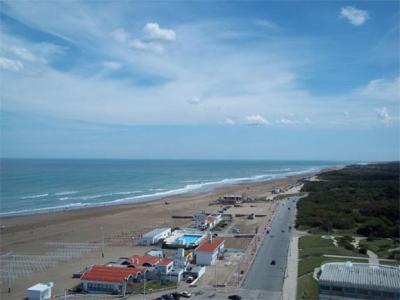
[1, 242, 103, 288]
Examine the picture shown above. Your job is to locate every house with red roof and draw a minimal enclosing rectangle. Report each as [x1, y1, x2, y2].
[80, 265, 145, 294]
[130, 255, 174, 275]
[195, 235, 225, 265]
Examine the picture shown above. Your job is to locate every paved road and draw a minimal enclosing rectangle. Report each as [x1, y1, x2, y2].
[241, 197, 298, 299]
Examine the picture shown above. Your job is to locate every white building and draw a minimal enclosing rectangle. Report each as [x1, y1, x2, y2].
[27, 282, 53, 300]
[319, 262, 400, 300]
[138, 227, 171, 245]
[81, 265, 145, 294]
[193, 212, 222, 230]
[173, 248, 192, 270]
[195, 236, 225, 265]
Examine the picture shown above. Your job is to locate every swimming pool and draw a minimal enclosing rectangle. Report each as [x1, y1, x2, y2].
[174, 234, 202, 245]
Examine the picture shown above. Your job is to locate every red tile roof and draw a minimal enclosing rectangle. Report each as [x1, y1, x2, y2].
[130, 255, 160, 267]
[195, 239, 224, 253]
[159, 258, 173, 266]
[81, 265, 144, 283]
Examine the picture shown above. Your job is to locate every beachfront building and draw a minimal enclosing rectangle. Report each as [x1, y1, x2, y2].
[27, 282, 53, 300]
[218, 195, 242, 205]
[318, 262, 400, 300]
[163, 229, 207, 249]
[80, 265, 145, 294]
[193, 211, 222, 230]
[194, 235, 225, 266]
[173, 248, 193, 270]
[138, 227, 171, 246]
[129, 255, 183, 282]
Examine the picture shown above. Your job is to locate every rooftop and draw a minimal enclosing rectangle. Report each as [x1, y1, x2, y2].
[81, 265, 144, 283]
[142, 227, 171, 238]
[319, 262, 400, 291]
[159, 258, 173, 266]
[130, 255, 160, 267]
[27, 282, 53, 292]
[195, 239, 224, 253]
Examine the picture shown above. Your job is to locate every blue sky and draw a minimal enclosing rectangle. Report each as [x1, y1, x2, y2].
[0, 1, 399, 160]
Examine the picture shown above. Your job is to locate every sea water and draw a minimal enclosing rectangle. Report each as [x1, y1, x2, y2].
[0, 159, 344, 216]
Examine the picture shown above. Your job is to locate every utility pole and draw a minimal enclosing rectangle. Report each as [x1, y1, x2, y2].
[101, 226, 105, 258]
[8, 253, 12, 293]
[143, 271, 146, 300]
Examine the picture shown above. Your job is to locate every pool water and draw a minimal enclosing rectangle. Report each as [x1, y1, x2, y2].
[175, 234, 202, 245]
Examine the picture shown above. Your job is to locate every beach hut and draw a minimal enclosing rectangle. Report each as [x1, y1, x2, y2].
[27, 282, 53, 300]
[138, 228, 171, 245]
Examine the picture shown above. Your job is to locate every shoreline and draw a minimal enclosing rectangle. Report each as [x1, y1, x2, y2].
[0, 173, 314, 250]
[0, 167, 324, 218]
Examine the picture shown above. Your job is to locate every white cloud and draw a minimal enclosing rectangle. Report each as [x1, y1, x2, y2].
[358, 77, 400, 101]
[340, 6, 369, 26]
[0, 57, 24, 71]
[129, 39, 164, 54]
[376, 107, 391, 125]
[245, 115, 269, 126]
[110, 28, 129, 43]
[254, 19, 277, 29]
[9, 46, 37, 61]
[304, 117, 312, 124]
[102, 61, 122, 70]
[278, 118, 296, 125]
[187, 96, 201, 105]
[144, 23, 176, 41]
[224, 117, 235, 125]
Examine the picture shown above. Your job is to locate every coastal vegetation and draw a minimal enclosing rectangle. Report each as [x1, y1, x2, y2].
[296, 162, 400, 238]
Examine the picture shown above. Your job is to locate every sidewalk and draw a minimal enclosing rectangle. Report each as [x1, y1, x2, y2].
[282, 230, 299, 300]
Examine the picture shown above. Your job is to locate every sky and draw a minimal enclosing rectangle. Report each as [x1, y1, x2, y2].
[0, 1, 399, 161]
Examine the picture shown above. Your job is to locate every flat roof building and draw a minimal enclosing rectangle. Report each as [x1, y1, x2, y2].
[138, 227, 171, 246]
[319, 262, 400, 300]
[27, 282, 53, 300]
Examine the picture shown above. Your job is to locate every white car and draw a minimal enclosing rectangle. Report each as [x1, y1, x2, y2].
[180, 291, 192, 298]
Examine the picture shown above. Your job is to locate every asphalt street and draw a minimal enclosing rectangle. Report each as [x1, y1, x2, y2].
[241, 197, 298, 299]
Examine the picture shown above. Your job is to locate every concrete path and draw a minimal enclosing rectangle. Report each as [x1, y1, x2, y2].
[367, 250, 379, 265]
[282, 230, 299, 300]
[322, 254, 368, 260]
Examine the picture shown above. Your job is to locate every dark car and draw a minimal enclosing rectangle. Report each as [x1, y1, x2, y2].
[228, 295, 242, 300]
[270, 260, 276, 265]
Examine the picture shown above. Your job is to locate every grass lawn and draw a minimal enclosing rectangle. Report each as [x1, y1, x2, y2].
[145, 280, 176, 293]
[297, 273, 319, 300]
[297, 234, 370, 297]
[359, 238, 400, 259]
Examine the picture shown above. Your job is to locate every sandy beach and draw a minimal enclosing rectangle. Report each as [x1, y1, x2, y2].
[0, 173, 310, 299]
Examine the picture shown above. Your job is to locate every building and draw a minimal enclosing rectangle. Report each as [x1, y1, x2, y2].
[173, 248, 192, 270]
[195, 235, 225, 265]
[81, 265, 145, 294]
[163, 229, 207, 249]
[138, 228, 171, 245]
[318, 262, 400, 300]
[193, 211, 222, 230]
[219, 195, 242, 205]
[27, 282, 53, 300]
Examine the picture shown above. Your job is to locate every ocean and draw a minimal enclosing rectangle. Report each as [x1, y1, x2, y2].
[0, 159, 344, 216]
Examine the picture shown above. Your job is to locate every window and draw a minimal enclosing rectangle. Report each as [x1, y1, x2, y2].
[344, 287, 355, 293]
[320, 285, 330, 290]
[357, 289, 369, 295]
[332, 286, 343, 292]
[383, 292, 395, 299]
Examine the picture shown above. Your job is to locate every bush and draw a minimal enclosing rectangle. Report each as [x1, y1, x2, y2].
[359, 246, 367, 255]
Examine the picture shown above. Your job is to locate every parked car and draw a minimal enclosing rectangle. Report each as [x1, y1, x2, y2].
[186, 276, 194, 283]
[180, 291, 192, 298]
[228, 295, 242, 300]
